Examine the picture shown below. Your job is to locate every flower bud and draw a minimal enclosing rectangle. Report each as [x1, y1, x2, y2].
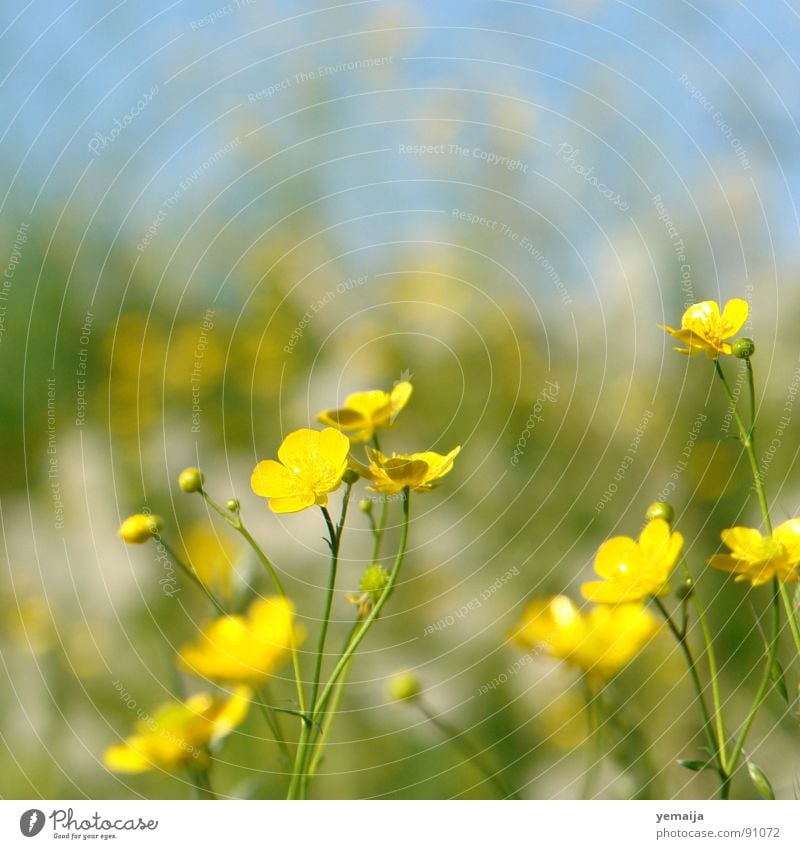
[732, 337, 755, 359]
[358, 498, 373, 513]
[119, 514, 163, 544]
[359, 565, 390, 604]
[646, 502, 675, 525]
[178, 468, 204, 494]
[675, 577, 694, 601]
[388, 671, 421, 703]
[342, 468, 360, 485]
[225, 498, 240, 513]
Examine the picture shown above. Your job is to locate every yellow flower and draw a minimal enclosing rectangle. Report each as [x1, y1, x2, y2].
[317, 381, 413, 442]
[251, 427, 350, 513]
[118, 514, 163, 544]
[183, 524, 239, 603]
[709, 520, 800, 586]
[353, 446, 460, 494]
[178, 596, 303, 684]
[581, 519, 683, 603]
[510, 595, 658, 681]
[103, 687, 251, 774]
[659, 299, 748, 358]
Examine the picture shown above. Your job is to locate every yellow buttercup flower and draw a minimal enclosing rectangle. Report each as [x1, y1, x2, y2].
[659, 299, 748, 358]
[353, 446, 460, 494]
[709, 520, 800, 587]
[581, 519, 683, 603]
[317, 381, 413, 443]
[103, 687, 251, 774]
[510, 595, 658, 682]
[251, 427, 350, 513]
[178, 596, 302, 684]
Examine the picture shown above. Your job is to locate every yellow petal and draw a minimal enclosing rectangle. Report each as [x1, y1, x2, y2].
[720, 298, 748, 337]
[774, 519, 800, 561]
[681, 301, 720, 332]
[593, 536, 639, 579]
[277, 428, 323, 470]
[317, 407, 369, 431]
[103, 740, 152, 774]
[720, 527, 765, 558]
[251, 460, 301, 498]
[389, 381, 413, 418]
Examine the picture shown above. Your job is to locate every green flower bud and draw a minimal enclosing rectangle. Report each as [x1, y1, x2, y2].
[225, 498, 240, 513]
[119, 514, 163, 544]
[359, 565, 390, 604]
[342, 468, 360, 485]
[358, 498, 373, 513]
[178, 467, 205, 494]
[732, 337, 755, 359]
[646, 502, 675, 525]
[675, 577, 694, 601]
[388, 672, 421, 703]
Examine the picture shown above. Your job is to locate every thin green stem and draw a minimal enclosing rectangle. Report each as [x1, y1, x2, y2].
[690, 592, 728, 772]
[581, 676, 602, 799]
[255, 686, 291, 767]
[159, 539, 226, 615]
[201, 492, 307, 719]
[290, 484, 353, 799]
[726, 578, 781, 779]
[713, 357, 783, 795]
[714, 359, 771, 533]
[653, 596, 727, 791]
[307, 620, 361, 777]
[779, 585, 800, 654]
[314, 489, 411, 720]
[416, 699, 519, 799]
[188, 759, 216, 800]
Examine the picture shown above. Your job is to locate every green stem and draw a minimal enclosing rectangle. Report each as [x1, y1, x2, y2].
[289, 484, 353, 799]
[159, 539, 226, 615]
[714, 359, 771, 533]
[713, 357, 782, 794]
[779, 585, 800, 654]
[691, 591, 728, 773]
[416, 699, 519, 799]
[307, 620, 361, 777]
[313, 488, 411, 721]
[725, 579, 781, 781]
[201, 492, 307, 720]
[581, 676, 602, 799]
[653, 596, 728, 792]
[255, 685, 291, 767]
[188, 759, 216, 799]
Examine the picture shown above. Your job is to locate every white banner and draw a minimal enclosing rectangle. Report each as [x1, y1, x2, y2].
[1, 800, 797, 848]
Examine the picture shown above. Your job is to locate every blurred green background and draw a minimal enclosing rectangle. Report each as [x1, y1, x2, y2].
[2, 0, 800, 799]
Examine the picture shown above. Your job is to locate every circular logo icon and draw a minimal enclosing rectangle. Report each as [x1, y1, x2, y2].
[19, 809, 46, 837]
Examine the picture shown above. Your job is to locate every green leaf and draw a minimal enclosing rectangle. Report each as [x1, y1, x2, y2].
[770, 658, 790, 704]
[747, 761, 775, 800]
[677, 759, 713, 772]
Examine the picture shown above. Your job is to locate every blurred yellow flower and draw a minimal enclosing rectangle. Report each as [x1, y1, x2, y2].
[103, 687, 251, 774]
[118, 514, 162, 544]
[178, 597, 302, 684]
[659, 299, 748, 357]
[709, 520, 800, 586]
[581, 519, 683, 603]
[183, 524, 239, 603]
[251, 428, 350, 513]
[317, 381, 413, 443]
[353, 445, 460, 494]
[510, 595, 658, 681]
